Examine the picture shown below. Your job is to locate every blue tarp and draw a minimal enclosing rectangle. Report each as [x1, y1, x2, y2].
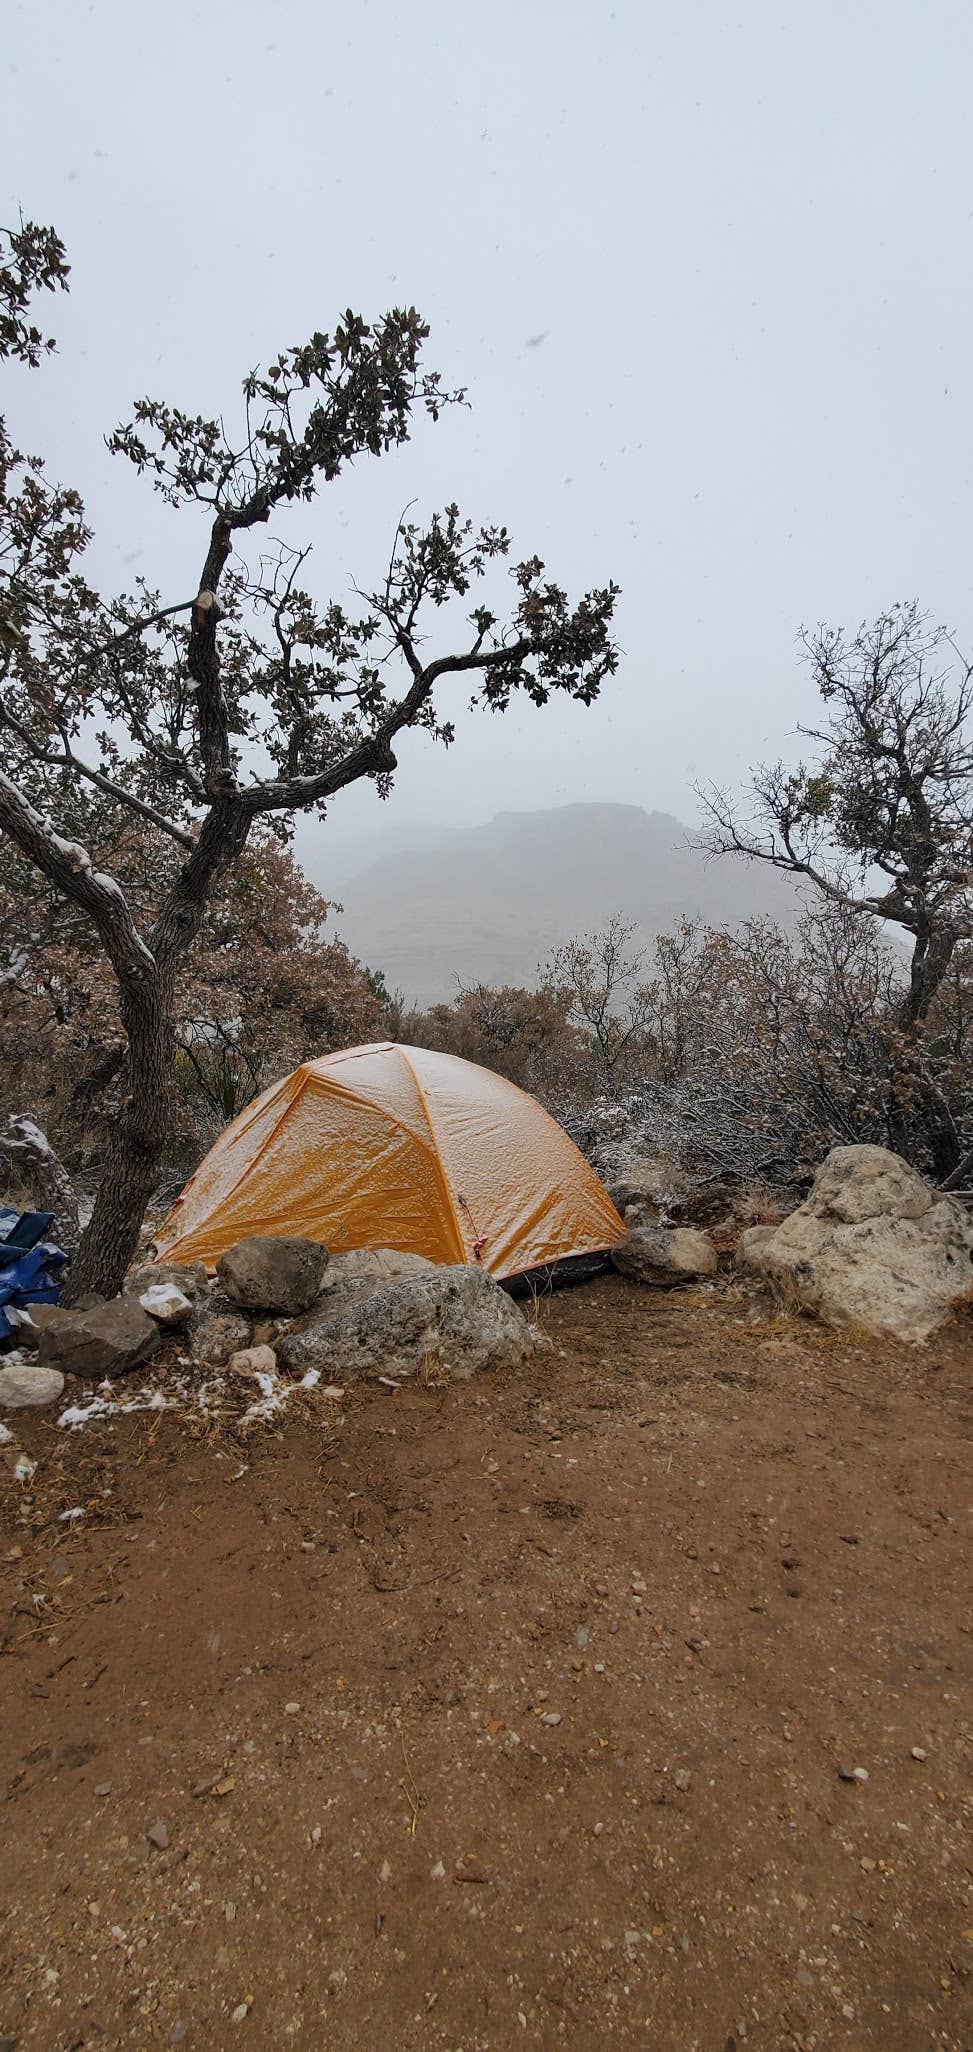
[0, 1210, 67, 1343]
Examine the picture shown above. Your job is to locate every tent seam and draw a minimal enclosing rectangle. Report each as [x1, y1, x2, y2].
[395, 1046, 469, 1264]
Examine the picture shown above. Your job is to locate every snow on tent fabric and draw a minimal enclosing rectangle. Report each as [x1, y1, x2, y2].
[155, 1043, 624, 1281]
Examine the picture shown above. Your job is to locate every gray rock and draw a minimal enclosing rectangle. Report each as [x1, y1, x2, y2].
[215, 1235, 329, 1315]
[189, 1295, 253, 1369]
[36, 1298, 161, 1380]
[226, 1344, 278, 1378]
[742, 1143, 973, 1343]
[276, 1263, 532, 1383]
[317, 1248, 436, 1293]
[125, 1260, 209, 1304]
[606, 1157, 690, 1223]
[735, 1223, 777, 1275]
[611, 1225, 717, 1286]
[0, 1358, 65, 1409]
[138, 1283, 194, 1328]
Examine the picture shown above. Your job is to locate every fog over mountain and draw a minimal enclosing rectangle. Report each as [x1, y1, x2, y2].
[323, 803, 805, 1003]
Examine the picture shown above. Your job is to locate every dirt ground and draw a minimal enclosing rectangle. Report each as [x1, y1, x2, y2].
[1, 1272, 971, 2052]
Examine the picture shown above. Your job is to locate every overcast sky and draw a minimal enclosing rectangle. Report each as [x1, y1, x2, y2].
[5, 0, 972, 878]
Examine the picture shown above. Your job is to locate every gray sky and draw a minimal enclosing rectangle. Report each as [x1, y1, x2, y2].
[5, 0, 972, 878]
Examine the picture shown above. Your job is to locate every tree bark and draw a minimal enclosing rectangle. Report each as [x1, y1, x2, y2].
[904, 922, 957, 1025]
[61, 972, 173, 1301]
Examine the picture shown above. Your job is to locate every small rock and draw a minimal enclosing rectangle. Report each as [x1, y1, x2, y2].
[837, 1763, 868, 1784]
[631, 1576, 647, 1595]
[226, 1345, 278, 1378]
[911, 1746, 927, 1762]
[575, 1625, 589, 1650]
[860, 1855, 877, 1873]
[430, 1859, 446, 1879]
[673, 1769, 691, 1791]
[284, 1701, 300, 1716]
[147, 1819, 170, 1850]
[380, 1858, 392, 1882]
[94, 1781, 112, 1798]
[0, 1360, 65, 1410]
[611, 1225, 717, 1287]
[230, 2002, 250, 2024]
[541, 1711, 563, 1727]
[138, 1283, 194, 1328]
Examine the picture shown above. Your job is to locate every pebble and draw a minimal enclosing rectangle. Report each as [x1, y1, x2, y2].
[430, 1859, 446, 1879]
[230, 2002, 250, 2024]
[631, 1577, 647, 1595]
[94, 1782, 112, 1798]
[541, 1712, 562, 1727]
[380, 1858, 392, 1882]
[575, 1626, 589, 1650]
[911, 1746, 927, 1762]
[284, 1701, 300, 1715]
[147, 1820, 170, 1850]
[673, 1769, 691, 1792]
[837, 1764, 869, 1784]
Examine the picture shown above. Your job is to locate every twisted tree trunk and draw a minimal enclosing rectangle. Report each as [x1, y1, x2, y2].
[60, 973, 172, 1302]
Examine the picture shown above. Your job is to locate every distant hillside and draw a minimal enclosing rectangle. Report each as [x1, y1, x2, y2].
[328, 803, 806, 1003]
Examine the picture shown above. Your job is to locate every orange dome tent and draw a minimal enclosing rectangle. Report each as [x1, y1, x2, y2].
[156, 1042, 623, 1280]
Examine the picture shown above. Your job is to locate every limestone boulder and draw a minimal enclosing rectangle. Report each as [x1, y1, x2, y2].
[317, 1248, 436, 1294]
[611, 1225, 718, 1286]
[276, 1263, 532, 1383]
[215, 1236, 329, 1315]
[748, 1144, 973, 1342]
[0, 1358, 65, 1409]
[35, 1298, 161, 1379]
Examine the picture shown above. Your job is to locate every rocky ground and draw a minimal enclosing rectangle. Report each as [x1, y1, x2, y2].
[1, 1270, 971, 2052]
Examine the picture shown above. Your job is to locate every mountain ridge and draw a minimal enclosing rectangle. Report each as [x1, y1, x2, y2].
[327, 802, 805, 1002]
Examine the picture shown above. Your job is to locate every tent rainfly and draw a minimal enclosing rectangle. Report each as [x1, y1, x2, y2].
[156, 1042, 623, 1280]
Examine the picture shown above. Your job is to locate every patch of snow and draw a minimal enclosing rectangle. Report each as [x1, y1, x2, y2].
[300, 1368, 321, 1389]
[59, 1506, 85, 1522]
[0, 1421, 12, 1445]
[12, 1453, 36, 1482]
[7, 1115, 54, 1157]
[58, 1386, 170, 1430]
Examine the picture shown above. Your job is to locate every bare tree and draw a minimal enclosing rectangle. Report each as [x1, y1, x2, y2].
[543, 915, 652, 1094]
[700, 603, 973, 1025]
[0, 222, 619, 1298]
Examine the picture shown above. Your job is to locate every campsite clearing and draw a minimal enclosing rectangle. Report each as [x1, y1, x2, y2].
[1, 1275, 970, 2051]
